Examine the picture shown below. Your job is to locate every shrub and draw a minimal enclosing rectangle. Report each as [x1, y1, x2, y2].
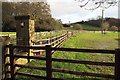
[74, 24, 82, 30]
[109, 26, 118, 32]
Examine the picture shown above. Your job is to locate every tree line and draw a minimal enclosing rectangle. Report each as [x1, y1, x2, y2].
[2, 2, 63, 32]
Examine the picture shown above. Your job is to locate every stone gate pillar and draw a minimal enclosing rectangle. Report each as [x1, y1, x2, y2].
[15, 15, 35, 52]
[1, 36, 10, 79]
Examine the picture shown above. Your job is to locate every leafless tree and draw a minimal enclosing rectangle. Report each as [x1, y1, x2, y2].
[102, 21, 109, 34]
[74, 0, 118, 33]
[74, 0, 118, 10]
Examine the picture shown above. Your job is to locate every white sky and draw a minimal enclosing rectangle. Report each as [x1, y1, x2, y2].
[1, 0, 118, 24]
[47, 0, 118, 24]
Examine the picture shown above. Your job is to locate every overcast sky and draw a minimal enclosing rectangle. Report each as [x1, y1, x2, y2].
[47, 0, 118, 24]
[1, 0, 118, 24]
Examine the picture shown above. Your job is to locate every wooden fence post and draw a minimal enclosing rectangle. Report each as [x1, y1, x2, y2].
[115, 49, 120, 80]
[9, 44, 16, 80]
[45, 45, 52, 80]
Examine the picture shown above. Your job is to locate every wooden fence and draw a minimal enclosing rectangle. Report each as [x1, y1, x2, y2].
[34, 30, 71, 41]
[5, 44, 120, 80]
[9, 30, 78, 45]
[31, 31, 79, 56]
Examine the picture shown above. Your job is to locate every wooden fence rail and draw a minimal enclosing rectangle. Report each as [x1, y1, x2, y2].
[4, 44, 120, 80]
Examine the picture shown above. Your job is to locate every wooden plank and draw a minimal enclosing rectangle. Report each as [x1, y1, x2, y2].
[31, 50, 45, 53]
[32, 44, 49, 46]
[55, 34, 66, 39]
[37, 39, 50, 41]
[15, 64, 46, 71]
[57, 39, 66, 48]
[6, 45, 45, 49]
[6, 45, 115, 54]
[16, 72, 47, 79]
[52, 58, 115, 66]
[52, 68, 115, 79]
[52, 48, 115, 54]
[45, 45, 52, 80]
[51, 37, 57, 40]
[53, 37, 66, 48]
[56, 35, 66, 42]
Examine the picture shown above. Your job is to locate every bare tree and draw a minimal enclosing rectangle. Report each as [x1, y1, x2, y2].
[102, 21, 109, 34]
[74, 0, 118, 10]
[74, 0, 118, 34]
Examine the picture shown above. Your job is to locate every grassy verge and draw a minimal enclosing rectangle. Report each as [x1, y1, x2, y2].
[16, 32, 118, 80]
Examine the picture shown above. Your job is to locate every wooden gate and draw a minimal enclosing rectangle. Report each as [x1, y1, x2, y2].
[4, 44, 120, 80]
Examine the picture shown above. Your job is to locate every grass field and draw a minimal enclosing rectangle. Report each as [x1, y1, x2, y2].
[81, 24, 102, 31]
[16, 32, 118, 80]
[63, 24, 102, 31]
[63, 27, 76, 30]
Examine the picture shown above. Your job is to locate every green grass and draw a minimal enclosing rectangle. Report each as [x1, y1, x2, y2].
[41, 33, 65, 39]
[0, 32, 16, 35]
[81, 24, 102, 31]
[63, 24, 102, 31]
[16, 32, 118, 80]
[62, 32, 118, 49]
[62, 27, 76, 30]
[0, 32, 16, 38]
